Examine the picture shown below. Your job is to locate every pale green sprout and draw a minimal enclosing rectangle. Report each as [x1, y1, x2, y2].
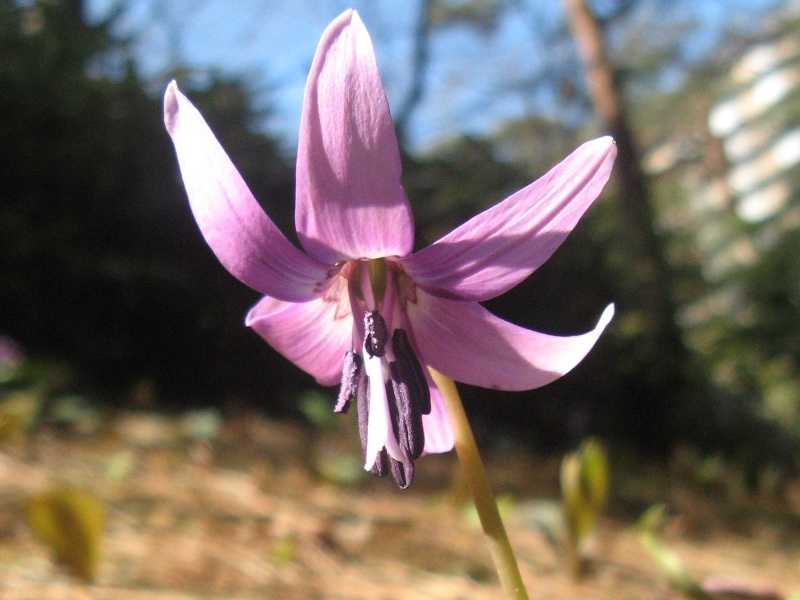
[560, 437, 609, 574]
[638, 504, 790, 600]
[25, 486, 105, 581]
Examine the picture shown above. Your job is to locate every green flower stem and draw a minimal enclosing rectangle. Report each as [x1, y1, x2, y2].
[429, 368, 529, 600]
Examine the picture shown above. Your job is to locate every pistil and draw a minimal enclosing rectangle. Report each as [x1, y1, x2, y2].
[366, 258, 386, 303]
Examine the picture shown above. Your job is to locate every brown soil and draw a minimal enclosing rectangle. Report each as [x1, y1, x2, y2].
[1, 411, 799, 599]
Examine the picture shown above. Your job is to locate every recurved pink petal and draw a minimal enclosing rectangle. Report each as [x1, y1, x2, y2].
[407, 291, 614, 391]
[400, 137, 616, 302]
[245, 288, 354, 386]
[165, 81, 329, 302]
[295, 10, 414, 264]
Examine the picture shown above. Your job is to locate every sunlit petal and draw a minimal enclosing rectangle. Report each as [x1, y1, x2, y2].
[400, 137, 616, 301]
[295, 9, 414, 263]
[408, 290, 614, 391]
[245, 290, 354, 386]
[164, 81, 329, 301]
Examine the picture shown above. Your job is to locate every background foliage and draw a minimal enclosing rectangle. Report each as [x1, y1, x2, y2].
[2, 0, 799, 475]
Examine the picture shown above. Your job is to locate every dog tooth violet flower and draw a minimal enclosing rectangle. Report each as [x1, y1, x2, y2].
[164, 9, 616, 489]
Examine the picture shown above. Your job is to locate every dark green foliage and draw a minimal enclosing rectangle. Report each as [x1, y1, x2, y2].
[0, 0, 303, 409]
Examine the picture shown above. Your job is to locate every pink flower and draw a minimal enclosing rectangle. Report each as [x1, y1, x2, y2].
[164, 9, 616, 488]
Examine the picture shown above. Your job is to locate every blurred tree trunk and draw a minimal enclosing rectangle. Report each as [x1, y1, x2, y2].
[561, 0, 688, 414]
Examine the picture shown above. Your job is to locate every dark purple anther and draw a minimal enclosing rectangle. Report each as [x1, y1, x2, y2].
[391, 328, 431, 415]
[364, 310, 388, 357]
[389, 456, 413, 489]
[371, 449, 389, 478]
[387, 370, 425, 460]
[356, 371, 370, 455]
[335, 350, 363, 413]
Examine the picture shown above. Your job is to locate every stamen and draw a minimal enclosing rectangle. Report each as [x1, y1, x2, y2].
[372, 449, 389, 477]
[356, 370, 370, 457]
[391, 329, 431, 415]
[386, 371, 425, 460]
[349, 298, 421, 489]
[355, 357, 414, 487]
[334, 351, 362, 413]
[364, 310, 389, 357]
[389, 456, 414, 489]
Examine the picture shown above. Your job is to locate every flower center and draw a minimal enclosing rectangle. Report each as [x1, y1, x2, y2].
[334, 258, 431, 489]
